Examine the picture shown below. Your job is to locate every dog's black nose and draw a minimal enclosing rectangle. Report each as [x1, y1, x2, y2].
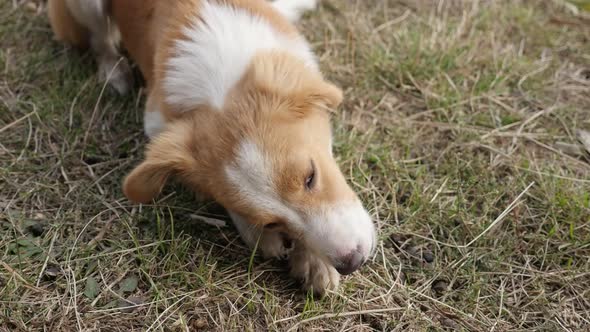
[335, 250, 365, 275]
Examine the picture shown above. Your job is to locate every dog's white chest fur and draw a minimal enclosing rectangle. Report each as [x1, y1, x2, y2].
[163, 1, 318, 111]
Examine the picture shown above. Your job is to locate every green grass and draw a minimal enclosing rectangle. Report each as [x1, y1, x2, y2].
[2, 0, 590, 330]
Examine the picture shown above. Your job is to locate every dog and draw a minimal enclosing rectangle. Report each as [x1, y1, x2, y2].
[48, 0, 376, 294]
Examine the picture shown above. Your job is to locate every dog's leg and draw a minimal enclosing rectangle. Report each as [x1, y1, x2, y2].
[229, 211, 339, 293]
[271, 0, 318, 22]
[228, 211, 294, 259]
[289, 244, 340, 295]
[51, 0, 132, 95]
[143, 92, 165, 139]
[48, 0, 90, 49]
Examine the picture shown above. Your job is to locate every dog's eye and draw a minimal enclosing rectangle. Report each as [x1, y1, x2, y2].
[305, 160, 316, 190]
[264, 222, 281, 230]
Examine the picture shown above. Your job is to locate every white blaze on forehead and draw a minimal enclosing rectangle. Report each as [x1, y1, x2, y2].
[225, 140, 301, 225]
[164, 1, 318, 111]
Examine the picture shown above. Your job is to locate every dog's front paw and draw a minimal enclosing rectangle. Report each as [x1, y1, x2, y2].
[289, 245, 340, 295]
[98, 56, 133, 95]
[259, 231, 294, 259]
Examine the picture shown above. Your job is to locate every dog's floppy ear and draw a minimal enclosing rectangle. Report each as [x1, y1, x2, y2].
[250, 52, 343, 114]
[289, 80, 343, 118]
[123, 123, 195, 203]
[304, 80, 343, 110]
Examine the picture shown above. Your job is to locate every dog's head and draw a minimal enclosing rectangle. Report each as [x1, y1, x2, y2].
[124, 53, 375, 275]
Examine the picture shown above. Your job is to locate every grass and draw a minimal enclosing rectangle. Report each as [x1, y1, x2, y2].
[1, 0, 590, 330]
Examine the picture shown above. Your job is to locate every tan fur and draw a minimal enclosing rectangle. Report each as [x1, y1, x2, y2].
[109, 0, 353, 230]
[48, 0, 134, 94]
[124, 51, 349, 230]
[111, 0, 298, 121]
[47, 0, 328, 227]
[47, 0, 90, 49]
[49, 0, 370, 292]
[110, 0, 159, 86]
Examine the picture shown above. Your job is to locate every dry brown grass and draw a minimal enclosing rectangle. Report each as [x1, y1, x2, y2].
[1, 0, 590, 331]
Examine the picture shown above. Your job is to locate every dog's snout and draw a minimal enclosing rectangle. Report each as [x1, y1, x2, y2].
[335, 249, 365, 275]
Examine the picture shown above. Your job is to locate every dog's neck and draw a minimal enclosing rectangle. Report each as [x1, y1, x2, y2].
[161, 1, 317, 113]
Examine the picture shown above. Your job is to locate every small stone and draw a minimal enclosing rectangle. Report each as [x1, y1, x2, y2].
[44, 266, 60, 280]
[397, 271, 406, 284]
[117, 296, 144, 313]
[389, 233, 410, 249]
[389, 233, 407, 244]
[405, 245, 419, 258]
[191, 318, 208, 330]
[422, 250, 434, 263]
[432, 280, 448, 294]
[440, 317, 460, 330]
[27, 223, 45, 237]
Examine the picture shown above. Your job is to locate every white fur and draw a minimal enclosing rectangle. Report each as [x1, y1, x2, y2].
[64, 0, 132, 95]
[143, 111, 164, 139]
[272, 0, 318, 22]
[290, 242, 340, 293]
[225, 141, 302, 227]
[228, 210, 260, 248]
[229, 210, 292, 259]
[226, 140, 375, 265]
[65, 0, 106, 31]
[164, 1, 318, 111]
[304, 202, 376, 263]
[231, 204, 341, 293]
[143, 92, 165, 138]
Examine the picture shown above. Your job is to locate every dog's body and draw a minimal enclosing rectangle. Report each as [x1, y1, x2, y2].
[48, 0, 376, 294]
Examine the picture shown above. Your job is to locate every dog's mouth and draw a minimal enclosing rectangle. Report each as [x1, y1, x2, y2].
[280, 233, 295, 253]
[277, 232, 366, 275]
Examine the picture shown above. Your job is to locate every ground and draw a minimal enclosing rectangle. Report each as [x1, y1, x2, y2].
[1, 0, 590, 331]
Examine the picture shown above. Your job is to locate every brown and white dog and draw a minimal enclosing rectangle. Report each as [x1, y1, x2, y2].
[48, 0, 376, 294]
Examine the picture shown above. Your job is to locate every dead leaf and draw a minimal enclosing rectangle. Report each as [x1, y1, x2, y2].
[84, 276, 100, 299]
[117, 296, 144, 313]
[119, 276, 138, 293]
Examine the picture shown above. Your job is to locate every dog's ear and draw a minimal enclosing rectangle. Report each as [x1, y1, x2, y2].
[250, 53, 343, 114]
[288, 80, 343, 118]
[123, 123, 195, 203]
[303, 80, 343, 110]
